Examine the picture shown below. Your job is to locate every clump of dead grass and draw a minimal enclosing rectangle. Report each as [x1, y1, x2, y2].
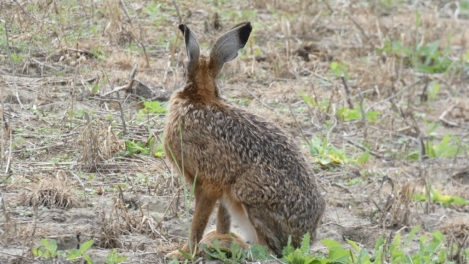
[97, 209, 123, 249]
[96, 194, 162, 249]
[440, 216, 469, 263]
[370, 177, 422, 228]
[18, 171, 80, 209]
[78, 119, 124, 170]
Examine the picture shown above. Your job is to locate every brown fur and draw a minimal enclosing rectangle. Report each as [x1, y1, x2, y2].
[164, 22, 325, 260]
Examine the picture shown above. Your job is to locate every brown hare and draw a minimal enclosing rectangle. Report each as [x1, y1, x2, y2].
[164, 22, 325, 260]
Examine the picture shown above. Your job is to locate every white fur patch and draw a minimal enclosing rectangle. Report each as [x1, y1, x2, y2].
[220, 195, 257, 244]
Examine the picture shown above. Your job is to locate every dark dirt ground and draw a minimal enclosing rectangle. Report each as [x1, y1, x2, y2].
[1, 0, 469, 263]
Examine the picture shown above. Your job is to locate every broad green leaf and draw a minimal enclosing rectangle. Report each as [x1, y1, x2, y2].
[328, 249, 350, 262]
[403, 225, 420, 248]
[80, 240, 94, 252]
[347, 239, 360, 251]
[321, 239, 343, 250]
[300, 232, 311, 253]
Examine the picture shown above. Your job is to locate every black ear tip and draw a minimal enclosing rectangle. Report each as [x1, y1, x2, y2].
[238, 22, 253, 44]
[178, 24, 186, 34]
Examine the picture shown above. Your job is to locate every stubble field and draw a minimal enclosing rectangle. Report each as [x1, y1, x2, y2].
[0, 0, 468, 263]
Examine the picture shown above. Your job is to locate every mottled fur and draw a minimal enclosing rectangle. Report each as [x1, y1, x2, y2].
[164, 22, 325, 259]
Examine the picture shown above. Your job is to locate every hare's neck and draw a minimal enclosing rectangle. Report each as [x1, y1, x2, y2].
[181, 79, 220, 102]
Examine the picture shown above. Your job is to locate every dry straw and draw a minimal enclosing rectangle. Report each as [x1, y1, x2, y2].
[19, 171, 80, 209]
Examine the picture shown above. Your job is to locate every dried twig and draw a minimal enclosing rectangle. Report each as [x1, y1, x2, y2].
[347, 14, 370, 41]
[345, 139, 385, 159]
[357, 88, 368, 138]
[244, 86, 273, 110]
[173, 0, 182, 24]
[69, 170, 87, 205]
[5, 128, 12, 174]
[366, 79, 423, 112]
[439, 103, 469, 129]
[341, 74, 354, 109]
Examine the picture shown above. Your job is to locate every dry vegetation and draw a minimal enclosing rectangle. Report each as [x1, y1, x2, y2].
[0, 0, 468, 263]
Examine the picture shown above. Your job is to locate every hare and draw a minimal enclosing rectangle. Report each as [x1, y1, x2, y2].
[164, 22, 325, 260]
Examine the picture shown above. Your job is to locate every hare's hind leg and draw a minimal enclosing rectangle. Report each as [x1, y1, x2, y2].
[199, 230, 249, 254]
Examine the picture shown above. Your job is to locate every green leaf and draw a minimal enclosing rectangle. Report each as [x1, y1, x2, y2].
[80, 240, 94, 252]
[283, 235, 295, 256]
[321, 239, 343, 250]
[66, 249, 82, 260]
[390, 232, 401, 252]
[403, 225, 420, 248]
[328, 249, 350, 262]
[357, 150, 370, 165]
[84, 254, 94, 264]
[300, 232, 311, 253]
[374, 237, 384, 251]
[347, 239, 360, 251]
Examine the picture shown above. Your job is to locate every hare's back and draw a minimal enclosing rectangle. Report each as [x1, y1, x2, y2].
[181, 101, 314, 184]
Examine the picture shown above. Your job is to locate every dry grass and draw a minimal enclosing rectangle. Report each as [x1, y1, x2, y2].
[78, 119, 124, 170]
[96, 193, 163, 249]
[440, 216, 469, 263]
[18, 171, 80, 209]
[370, 177, 422, 229]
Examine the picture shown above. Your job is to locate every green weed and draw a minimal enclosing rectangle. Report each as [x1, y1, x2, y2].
[33, 239, 94, 263]
[137, 100, 167, 121]
[33, 239, 61, 259]
[66, 240, 94, 263]
[412, 183, 469, 206]
[338, 105, 380, 123]
[310, 136, 351, 167]
[104, 248, 127, 264]
[330, 61, 349, 79]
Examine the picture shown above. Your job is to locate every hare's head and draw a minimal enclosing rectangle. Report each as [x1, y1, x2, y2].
[178, 22, 252, 99]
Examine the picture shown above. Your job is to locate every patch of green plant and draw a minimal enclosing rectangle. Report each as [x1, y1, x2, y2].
[428, 82, 440, 100]
[85, 81, 101, 95]
[282, 233, 318, 264]
[104, 248, 127, 264]
[356, 150, 370, 165]
[33, 239, 130, 263]
[412, 183, 469, 206]
[201, 237, 273, 263]
[280, 226, 459, 264]
[378, 28, 465, 74]
[33, 238, 61, 258]
[424, 120, 440, 137]
[137, 100, 167, 121]
[125, 140, 150, 155]
[229, 97, 252, 106]
[202, 238, 245, 264]
[66, 240, 94, 263]
[330, 61, 349, 79]
[338, 105, 380, 123]
[425, 134, 461, 158]
[310, 136, 351, 167]
[406, 134, 462, 160]
[298, 90, 318, 108]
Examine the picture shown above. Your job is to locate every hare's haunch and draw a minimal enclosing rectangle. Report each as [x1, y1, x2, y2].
[164, 22, 325, 260]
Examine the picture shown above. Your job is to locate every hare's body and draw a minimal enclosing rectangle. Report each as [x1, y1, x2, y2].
[164, 22, 325, 259]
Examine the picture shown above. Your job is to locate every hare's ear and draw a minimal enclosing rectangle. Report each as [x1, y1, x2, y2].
[209, 22, 252, 77]
[179, 24, 200, 75]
